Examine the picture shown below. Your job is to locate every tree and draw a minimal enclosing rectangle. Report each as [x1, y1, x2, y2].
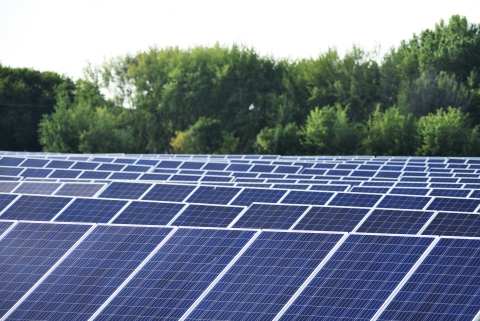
[254, 123, 302, 155]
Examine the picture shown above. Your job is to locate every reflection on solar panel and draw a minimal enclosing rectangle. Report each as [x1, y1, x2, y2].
[142, 184, 196, 202]
[172, 204, 244, 227]
[1, 195, 72, 221]
[427, 197, 480, 212]
[422, 212, 480, 237]
[328, 192, 382, 207]
[377, 195, 431, 210]
[186, 231, 343, 321]
[186, 186, 241, 205]
[281, 191, 334, 206]
[233, 203, 308, 229]
[294, 207, 369, 232]
[71, 162, 99, 170]
[113, 201, 185, 225]
[54, 183, 105, 197]
[55, 198, 128, 223]
[99, 182, 152, 199]
[8, 225, 172, 320]
[231, 188, 286, 206]
[357, 209, 434, 234]
[378, 238, 480, 321]
[13, 182, 61, 195]
[95, 228, 255, 321]
[280, 234, 434, 320]
[0, 222, 91, 315]
[0, 182, 20, 193]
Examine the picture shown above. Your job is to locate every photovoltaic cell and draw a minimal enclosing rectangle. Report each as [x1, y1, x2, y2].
[281, 190, 334, 206]
[21, 159, 49, 167]
[54, 183, 105, 197]
[390, 187, 430, 196]
[1, 195, 72, 221]
[157, 160, 182, 168]
[203, 163, 228, 171]
[0, 222, 91, 316]
[139, 173, 171, 181]
[231, 188, 286, 206]
[169, 174, 201, 182]
[350, 187, 390, 194]
[80, 171, 111, 179]
[357, 209, 434, 234]
[142, 184, 196, 202]
[9, 225, 172, 321]
[95, 228, 255, 321]
[113, 201, 184, 225]
[233, 203, 308, 229]
[426, 197, 480, 212]
[377, 195, 431, 210]
[55, 198, 128, 223]
[99, 182, 152, 199]
[327, 192, 382, 207]
[429, 189, 471, 198]
[71, 162, 99, 170]
[378, 238, 480, 321]
[0, 181, 20, 193]
[180, 162, 204, 169]
[0, 157, 24, 166]
[98, 163, 125, 171]
[48, 169, 81, 178]
[13, 182, 61, 195]
[422, 212, 480, 237]
[226, 163, 252, 172]
[45, 160, 73, 169]
[0, 167, 23, 176]
[123, 165, 150, 172]
[294, 206, 369, 232]
[186, 231, 343, 321]
[21, 168, 52, 178]
[186, 186, 241, 205]
[309, 185, 350, 192]
[171, 204, 243, 227]
[109, 172, 141, 180]
[280, 234, 434, 321]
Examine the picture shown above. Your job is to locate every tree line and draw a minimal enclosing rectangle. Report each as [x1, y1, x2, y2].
[1, 15, 480, 156]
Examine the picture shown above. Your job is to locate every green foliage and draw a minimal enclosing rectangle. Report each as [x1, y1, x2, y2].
[300, 104, 360, 155]
[416, 107, 471, 156]
[170, 117, 224, 154]
[362, 106, 418, 155]
[254, 123, 302, 155]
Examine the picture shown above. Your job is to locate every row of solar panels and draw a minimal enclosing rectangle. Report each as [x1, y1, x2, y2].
[0, 221, 477, 320]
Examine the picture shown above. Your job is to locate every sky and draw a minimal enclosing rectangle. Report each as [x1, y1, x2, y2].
[1, 0, 479, 80]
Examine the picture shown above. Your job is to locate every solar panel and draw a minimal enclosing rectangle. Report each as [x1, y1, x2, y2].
[280, 191, 334, 206]
[309, 185, 350, 192]
[231, 188, 286, 206]
[45, 160, 73, 169]
[142, 184, 196, 202]
[54, 183, 105, 197]
[8, 225, 172, 320]
[55, 198, 128, 223]
[13, 182, 61, 195]
[232, 203, 308, 229]
[377, 238, 480, 321]
[356, 209, 434, 234]
[390, 187, 430, 196]
[0, 182, 20, 193]
[350, 186, 390, 194]
[99, 182, 152, 199]
[0, 157, 24, 166]
[169, 174, 201, 182]
[21, 168, 52, 178]
[157, 160, 183, 168]
[328, 192, 382, 207]
[429, 189, 471, 198]
[48, 169, 81, 178]
[294, 206, 370, 232]
[71, 161, 99, 170]
[139, 173, 171, 181]
[171, 204, 244, 227]
[186, 231, 343, 321]
[279, 234, 434, 320]
[180, 162, 204, 169]
[94, 228, 255, 321]
[0, 222, 92, 316]
[123, 165, 150, 172]
[426, 197, 480, 212]
[0, 195, 72, 221]
[109, 172, 141, 180]
[377, 195, 432, 210]
[20, 159, 49, 167]
[422, 212, 480, 237]
[185, 186, 241, 205]
[80, 171, 111, 179]
[0, 167, 23, 176]
[112, 201, 185, 225]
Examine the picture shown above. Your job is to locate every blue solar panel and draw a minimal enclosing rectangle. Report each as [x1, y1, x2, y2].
[350, 186, 390, 194]
[428, 189, 471, 198]
[55, 198, 128, 223]
[45, 160, 73, 169]
[97, 163, 125, 171]
[71, 161, 99, 170]
[0, 167, 23, 176]
[48, 169, 81, 178]
[0, 157, 24, 166]
[422, 212, 480, 237]
[280, 234, 434, 320]
[13, 182, 61, 195]
[169, 174, 201, 181]
[99, 182, 152, 199]
[0, 182, 20, 193]
[136, 159, 159, 166]
[357, 209, 434, 234]
[139, 173, 171, 181]
[113, 201, 184, 225]
[201, 163, 227, 170]
[274, 165, 301, 174]
[114, 158, 136, 164]
[281, 190, 334, 206]
[123, 165, 150, 172]
[142, 184, 196, 202]
[21, 168, 52, 178]
[226, 163, 252, 172]
[186, 186, 241, 205]
[294, 206, 369, 232]
[92, 157, 114, 162]
[80, 171, 111, 179]
[179, 162, 204, 169]
[186, 231, 343, 321]
[55, 183, 105, 197]
[231, 188, 286, 206]
[157, 160, 183, 168]
[1, 195, 72, 221]
[0, 222, 91, 316]
[427, 197, 480, 212]
[0, 220, 14, 234]
[233, 203, 308, 229]
[274, 183, 310, 190]
[171, 204, 244, 227]
[377, 195, 431, 210]
[21, 159, 49, 167]
[309, 185, 350, 192]
[8, 225, 172, 320]
[328, 193, 382, 207]
[396, 182, 429, 188]
[109, 172, 141, 180]
[378, 238, 480, 321]
[390, 187, 430, 195]
[95, 228, 255, 321]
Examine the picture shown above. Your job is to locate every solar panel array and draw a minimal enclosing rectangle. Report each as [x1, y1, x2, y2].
[1, 151, 480, 320]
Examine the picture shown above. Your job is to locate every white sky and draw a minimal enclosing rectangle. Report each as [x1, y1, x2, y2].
[1, 0, 479, 81]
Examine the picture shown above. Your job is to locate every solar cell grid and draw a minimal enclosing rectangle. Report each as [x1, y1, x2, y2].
[0, 181, 20, 193]
[45, 160, 73, 169]
[54, 183, 105, 197]
[186, 231, 344, 321]
[169, 174, 201, 181]
[308, 185, 350, 192]
[328, 192, 382, 207]
[186, 186, 241, 205]
[0, 195, 72, 221]
[123, 165, 150, 172]
[422, 212, 480, 237]
[280, 234, 434, 321]
[281, 190, 334, 206]
[0, 157, 24, 166]
[8, 225, 172, 321]
[80, 171, 111, 179]
[20, 158, 49, 167]
[0, 167, 24, 176]
[21, 168, 52, 178]
[232, 203, 308, 229]
[390, 187, 430, 196]
[294, 206, 369, 232]
[357, 209, 434, 234]
[427, 197, 480, 212]
[13, 182, 61, 195]
[71, 161, 99, 170]
[99, 182, 152, 199]
[377, 195, 431, 210]
[55, 198, 128, 223]
[230, 188, 286, 206]
[95, 228, 255, 321]
[139, 173, 171, 181]
[142, 184, 196, 202]
[171, 204, 244, 227]
[429, 188, 471, 198]
[113, 201, 185, 225]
